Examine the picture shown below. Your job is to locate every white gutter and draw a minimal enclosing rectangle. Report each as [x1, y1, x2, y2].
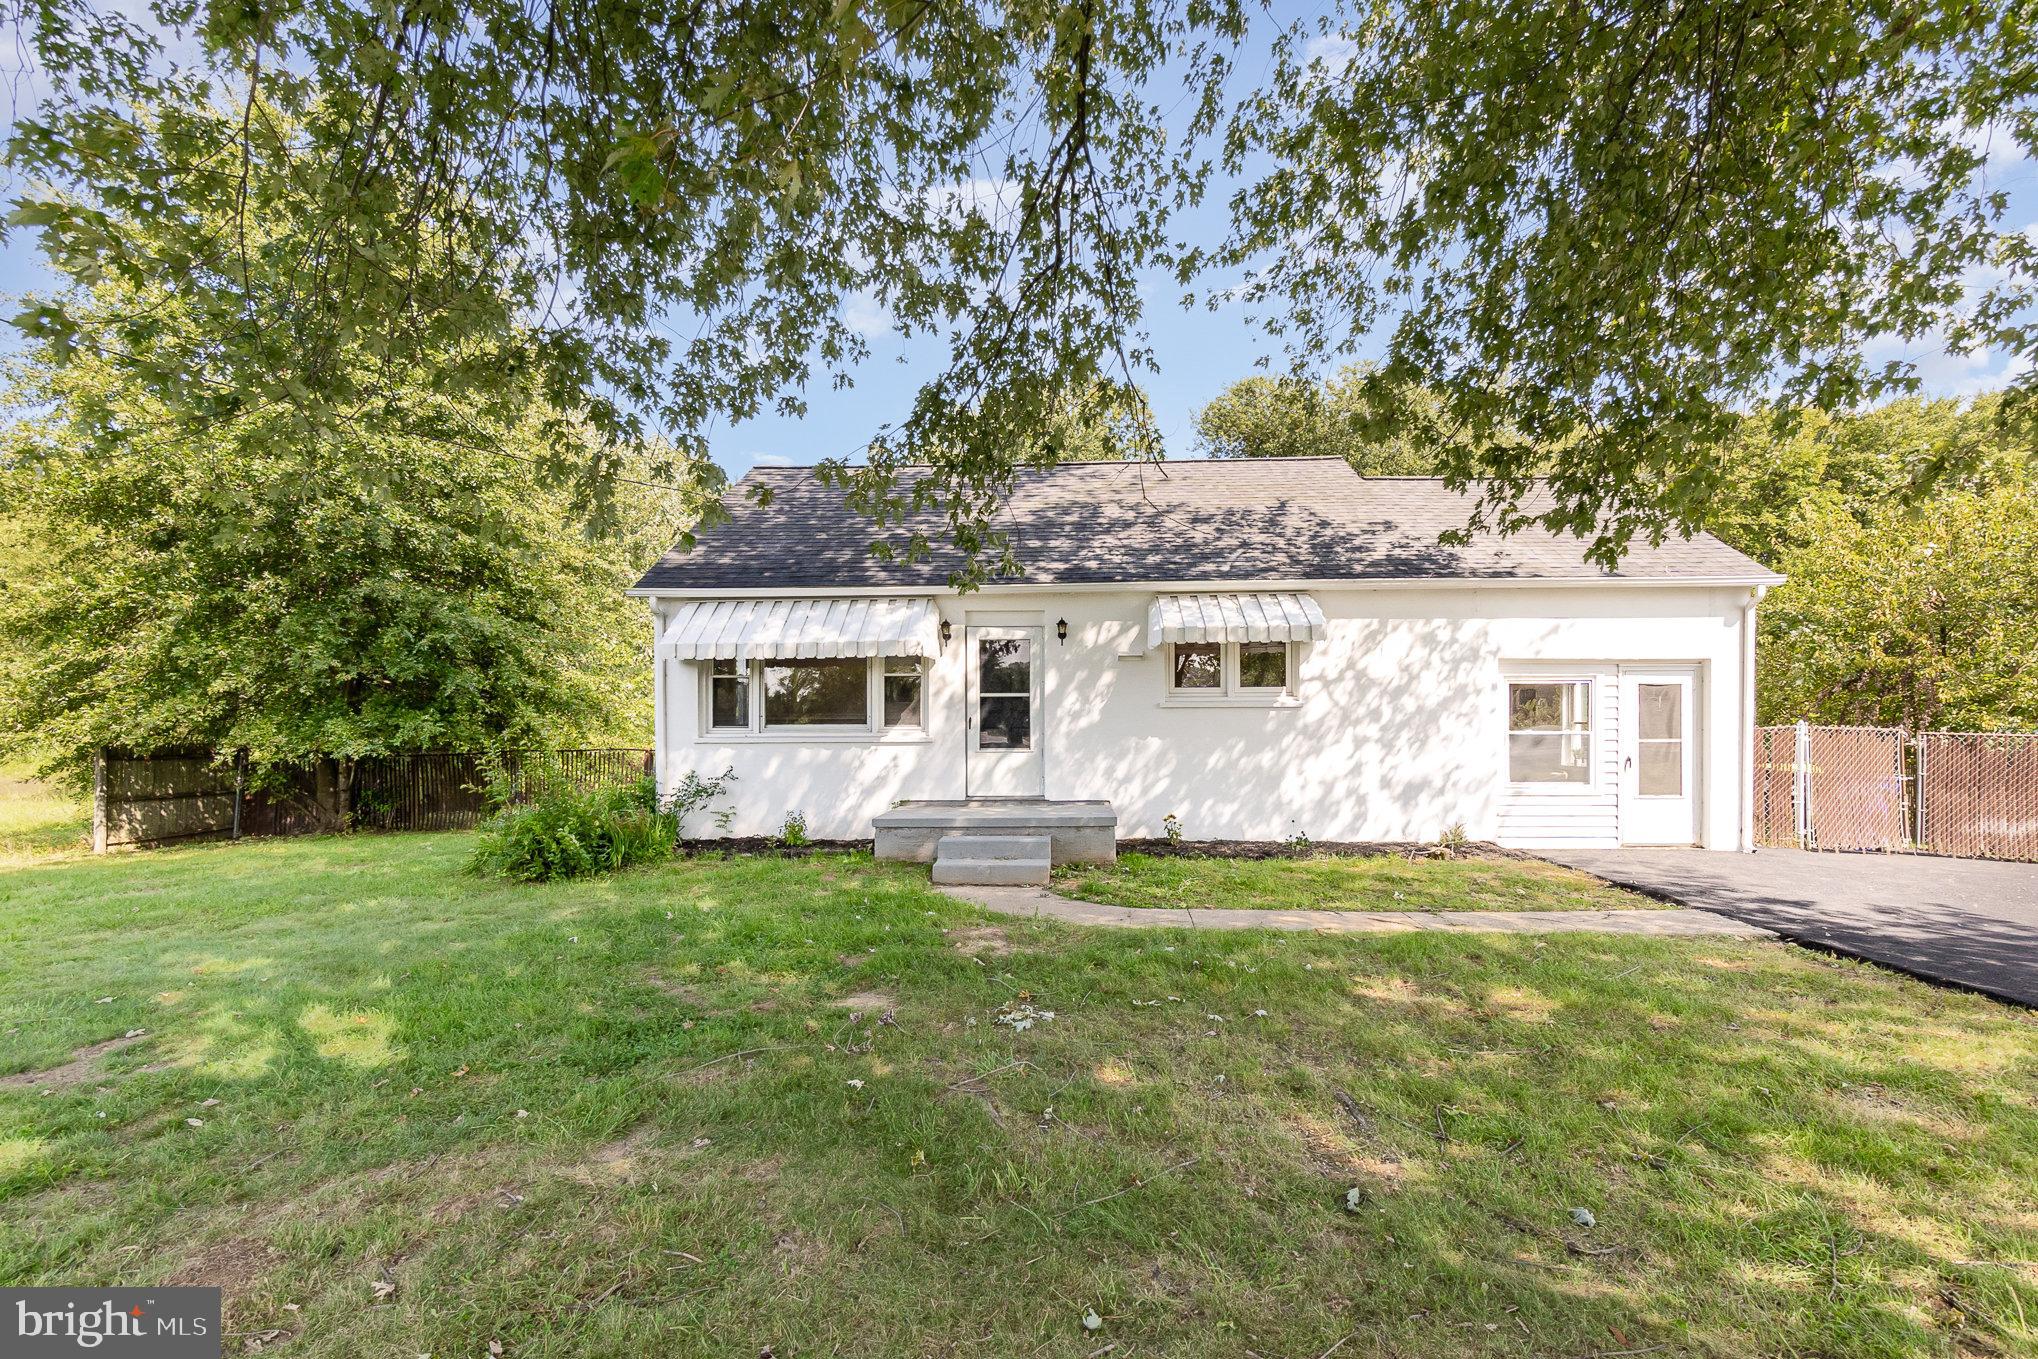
[1738, 583, 1772, 851]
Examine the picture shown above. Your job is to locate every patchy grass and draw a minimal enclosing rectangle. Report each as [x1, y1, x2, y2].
[1057, 850, 1668, 913]
[0, 767, 89, 866]
[0, 835, 2033, 1357]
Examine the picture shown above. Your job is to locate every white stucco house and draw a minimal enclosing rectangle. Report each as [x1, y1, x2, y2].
[630, 459, 1780, 870]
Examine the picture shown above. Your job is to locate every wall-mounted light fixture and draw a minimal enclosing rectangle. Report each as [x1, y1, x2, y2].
[939, 619, 953, 648]
[1056, 617, 1069, 645]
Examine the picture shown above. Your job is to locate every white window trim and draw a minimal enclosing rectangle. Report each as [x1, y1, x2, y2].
[1160, 641, 1300, 707]
[1503, 674, 1599, 791]
[698, 656, 929, 743]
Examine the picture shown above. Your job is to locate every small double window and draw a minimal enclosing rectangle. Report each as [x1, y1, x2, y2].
[1167, 641, 1291, 697]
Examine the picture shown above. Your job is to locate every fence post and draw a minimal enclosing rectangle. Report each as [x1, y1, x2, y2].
[231, 750, 245, 841]
[91, 748, 108, 855]
[1913, 733, 1927, 853]
[1793, 720, 1812, 849]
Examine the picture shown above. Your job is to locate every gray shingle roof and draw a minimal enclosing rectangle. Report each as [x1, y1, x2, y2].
[632, 458, 1779, 591]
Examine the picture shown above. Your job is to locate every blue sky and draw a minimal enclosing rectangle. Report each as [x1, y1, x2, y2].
[1, 15, 2033, 483]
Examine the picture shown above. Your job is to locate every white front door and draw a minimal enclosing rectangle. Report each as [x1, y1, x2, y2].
[965, 625, 1044, 797]
[1620, 668, 1699, 845]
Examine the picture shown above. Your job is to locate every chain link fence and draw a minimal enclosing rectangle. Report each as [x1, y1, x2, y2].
[1916, 731, 2038, 862]
[1754, 722, 2038, 862]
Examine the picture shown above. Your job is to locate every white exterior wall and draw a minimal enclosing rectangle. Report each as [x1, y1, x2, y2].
[652, 583, 1762, 850]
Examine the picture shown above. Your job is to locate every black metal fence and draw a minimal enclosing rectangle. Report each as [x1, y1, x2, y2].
[94, 748, 654, 851]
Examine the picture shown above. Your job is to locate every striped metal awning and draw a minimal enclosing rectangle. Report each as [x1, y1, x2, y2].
[657, 597, 942, 661]
[1146, 592, 1326, 648]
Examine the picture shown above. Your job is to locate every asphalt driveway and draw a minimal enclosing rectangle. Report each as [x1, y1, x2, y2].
[1545, 847, 2038, 1009]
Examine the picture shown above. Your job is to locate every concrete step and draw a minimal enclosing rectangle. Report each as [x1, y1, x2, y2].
[873, 800, 1116, 865]
[931, 857, 1051, 887]
[935, 834, 1052, 862]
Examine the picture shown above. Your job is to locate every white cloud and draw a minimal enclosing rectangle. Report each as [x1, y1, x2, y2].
[1953, 118, 2032, 182]
[1861, 326, 2033, 399]
[921, 177, 1019, 228]
[1304, 33, 1358, 78]
[840, 288, 891, 340]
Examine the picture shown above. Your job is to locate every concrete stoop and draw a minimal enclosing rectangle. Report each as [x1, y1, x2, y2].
[873, 799, 1116, 866]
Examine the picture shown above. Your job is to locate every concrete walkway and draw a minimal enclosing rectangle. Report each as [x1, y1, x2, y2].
[936, 884, 1772, 937]
[1547, 847, 2038, 1008]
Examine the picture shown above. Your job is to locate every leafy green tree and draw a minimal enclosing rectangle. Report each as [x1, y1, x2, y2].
[0, 386, 687, 775]
[1706, 396, 2034, 566]
[1226, 3, 2038, 561]
[0, 102, 699, 778]
[1759, 486, 2038, 730]
[1192, 366, 1445, 474]
[1033, 381, 1162, 463]
[5, 0, 2033, 578]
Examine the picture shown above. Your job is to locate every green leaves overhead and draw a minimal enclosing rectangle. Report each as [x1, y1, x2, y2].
[4, 0, 1222, 584]
[3, 0, 2035, 578]
[1225, 0, 2038, 562]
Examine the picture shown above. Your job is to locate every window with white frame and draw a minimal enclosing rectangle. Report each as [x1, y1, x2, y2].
[882, 655, 924, 727]
[705, 656, 926, 735]
[1506, 680, 1594, 783]
[1165, 641, 1292, 697]
[763, 658, 868, 727]
[708, 658, 749, 729]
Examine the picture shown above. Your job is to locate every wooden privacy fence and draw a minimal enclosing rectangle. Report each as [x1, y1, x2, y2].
[94, 748, 654, 851]
[1753, 722, 2038, 862]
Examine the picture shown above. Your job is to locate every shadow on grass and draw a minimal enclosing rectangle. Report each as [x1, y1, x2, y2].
[0, 834, 2031, 1357]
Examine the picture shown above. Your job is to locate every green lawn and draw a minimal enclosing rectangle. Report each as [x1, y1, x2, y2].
[0, 834, 2034, 1357]
[0, 768, 88, 867]
[1058, 849, 1669, 912]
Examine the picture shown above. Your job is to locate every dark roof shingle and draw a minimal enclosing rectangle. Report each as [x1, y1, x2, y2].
[632, 458, 1778, 591]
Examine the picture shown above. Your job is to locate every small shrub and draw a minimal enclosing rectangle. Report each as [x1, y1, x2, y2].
[1284, 823, 1313, 856]
[469, 775, 677, 883]
[777, 809, 810, 850]
[1430, 822, 1471, 858]
[1162, 812, 1184, 845]
[668, 766, 738, 837]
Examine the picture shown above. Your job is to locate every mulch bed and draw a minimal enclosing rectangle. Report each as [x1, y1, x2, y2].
[678, 837, 873, 858]
[674, 836, 1536, 863]
[1113, 838, 1534, 862]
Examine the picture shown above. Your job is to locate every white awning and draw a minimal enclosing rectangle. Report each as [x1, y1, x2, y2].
[658, 597, 942, 661]
[1147, 592, 1326, 648]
